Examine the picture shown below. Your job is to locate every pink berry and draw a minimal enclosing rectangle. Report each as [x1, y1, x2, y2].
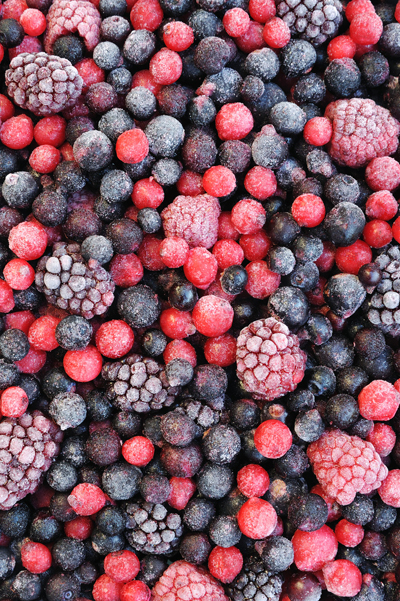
[349, 12, 383, 45]
[204, 333, 237, 367]
[202, 166, 236, 197]
[303, 117, 333, 146]
[254, 420, 292, 458]
[1, 386, 29, 417]
[244, 166, 277, 200]
[208, 546, 243, 583]
[64, 516, 93, 540]
[160, 308, 196, 339]
[167, 477, 196, 510]
[212, 240, 244, 270]
[231, 198, 266, 234]
[249, 0, 276, 22]
[192, 295, 234, 337]
[363, 219, 393, 248]
[95, 320, 134, 359]
[239, 230, 271, 261]
[358, 380, 400, 421]
[120, 580, 151, 601]
[122, 436, 155, 467]
[68, 483, 106, 516]
[21, 541, 52, 574]
[379, 470, 400, 507]
[3, 258, 35, 290]
[149, 48, 182, 85]
[215, 103, 254, 141]
[9, 221, 48, 260]
[292, 194, 326, 227]
[335, 240, 372, 275]
[223, 8, 251, 37]
[116, 129, 149, 164]
[159, 237, 189, 268]
[28, 316, 60, 352]
[237, 497, 277, 539]
[0, 114, 34, 149]
[63, 345, 103, 383]
[110, 254, 143, 288]
[130, 0, 163, 31]
[163, 21, 194, 52]
[366, 190, 398, 220]
[237, 464, 270, 497]
[152, 560, 227, 601]
[184, 247, 218, 290]
[16, 348, 46, 374]
[365, 156, 400, 191]
[104, 550, 140, 583]
[366, 423, 396, 457]
[262, 17, 290, 48]
[292, 525, 338, 571]
[132, 178, 164, 209]
[322, 560, 362, 597]
[164, 339, 197, 367]
[245, 260, 281, 299]
[335, 519, 364, 547]
[5, 310, 35, 335]
[93, 574, 122, 601]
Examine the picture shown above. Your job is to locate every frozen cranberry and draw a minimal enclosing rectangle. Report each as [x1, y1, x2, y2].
[9, 221, 47, 260]
[366, 423, 396, 457]
[327, 35, 357, 59]
[160, 308, 196, 339]
[68, 483, 106, 516]
[231, 199, 266, 234]
[110, 254, 143, 288]
[167, 477, 196, 510]
[137, 235, 164, 271]
[29, 145, 61, 174]
[149, 48, 182, 85]
[96, 320, 134, 359]
[213, 240, 244, 270]
[350, 13, 383, 45]
[164, 339, 197, 367]
[34, 115, 66, 147]
[346, 0, 375, 21]
[1, 386, 29, 418]
[292, 194, 326, 227]
[208, 546, 243, 584]
[16, 348, 46, 374]
[64, 345, 103, 383]
[245, 260, 281, 299]
[122, 436, 155, 467]
[237, 497, 277, 539]
[132, 178, 164, 209]
[223, 8, 251, 37]
[204, 333, 237, 367]
[159, 237, 190, 268]
[215, 103, 254, 141]
[21, 541, 52, 574]
[192, 295, 233, 337]
[244, 167, 277, 200]
[249, 0, 276, 22]
[378, 470, 400, 507]
[116, 129, 149, 164]
[218, 212, 240, 241]
[358, 380, 400, 421]
[20, 8, 46, 35]
[292, 525, 338, 571]
[163, 21, 194, 51]
[202, 166, 236, 197]
[322, 560, 362, 597]
[335, 519, 364, 547]
[254, 419, 292, 458]
[365, 156, 400, 191]
[262, 17, 290, 47]
[363, 220, 393, 248]
[64, 516, 93, 540]
[0, 94, 15, 121]
[304, 117, 333, 146]
[120, 580, 151, 601]
[240, 230, 271, 261]
[237, 464, 270, 498]
[3, 258, 35, 290]
[335, 240, 372, 275]
[75, 58, 105, 94]
[184, 247, 218, 289]
[177, 171, 204, 197]
[5, 310, 35, 335]
[130, 0, 163, 31]
[104, 550, 140, 583]
[366, 190, 398, 220]
[0, 114, 33, 149]
[28, 316, 60, 352]
[93, 574, 122, 601]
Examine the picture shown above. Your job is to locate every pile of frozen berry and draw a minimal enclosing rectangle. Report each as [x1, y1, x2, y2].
[2, 0, 400, 599]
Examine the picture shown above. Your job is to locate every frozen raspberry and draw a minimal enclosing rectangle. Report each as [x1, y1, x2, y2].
[236, 318, 306, 402]
[6, 52, 82, 117]
[44, 0, 101, 54]
[152, 560, 228, 601]
[307, 428, 389, 505]
[325, 98, 400, 168]
[162, 194, 221, 249]
[0, 410, 62, 510]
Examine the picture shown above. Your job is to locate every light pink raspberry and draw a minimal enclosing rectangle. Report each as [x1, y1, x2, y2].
[161, 194, 221, 249]
[44, 0, 101, 54]
[152, 560, 228, 601]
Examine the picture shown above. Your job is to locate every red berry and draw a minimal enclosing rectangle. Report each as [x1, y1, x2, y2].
[249, 0, 276, 22]
[9, 221, 47, 260]
[359, 380, 400, 421]
[184, 247, 218, 289]
[34, 115, 66, 147]
[263, 17, 290, 47]
[96, 320, 134, 359]
[237, 464, 270, 498]
[68, 483, 106, 516]
[315, 241, 336, 273]
[75, 58, 105, 94]
[19, 8, 46, 35]
[160, 307, 196, 339]
[63, 345, 103, 383]
[0, 94, 15, 121]
[292, 525, 338, 571]
[237, 497, 277, 539]
[204, 333, 237, 367]
[212, 240, 244, 270]
[350, 13, 383, 45]
[223, 8, 251, 37]
[292, 194, 326, 227]
[104, 550, 140, 583]
[8, 35, 43, 60]
[29, 145, 61, 174]
[1, 386, 29, 418]
[5, 310, 35, 335]
[116, 129, 149, 164]
[132, 178, 164, 209]
[215, 103, 254, 141]
[109, 254, 143, 288]
[167, 477, 196, 510]
[254, 419, 292, 458]
[131, 69, 162, 96]
[346, 0, 375, 21]
[208, 546, 243, 583]
[21, 541, 52, 574]
[392, 216, 400, 243]
[177, 170, 204, 196]
[245, 260, 280, 299]
[159, 237, 189, 268]
[121, 580, 151, 601]
[130, 0, 163, 31]
[137, 235, 164, 271]
[93, 574, 122, 601]
[335, 519, 364, 548]
[379, 469, 400, 507]
[335, 240, 372, 275]
[64, 516, 93, 540]
[164, 339, 197, 367]
[244, 166, 277, 200]
[192, 295, 233, 337]
[322, 560, 362, 597]
[231, 198, 266, 234]
[327, 35, 357, 60]
[3, 258, 35, 290]
[366, 190, 398, 220]
[366, 423, 396, 457]
[149, 48, 182, 85]
[365, 156, 400, 191]
[303, 117, 333, 146]
[122, 436, 155, 467]
[16, 347, 46, 374]
[163, 21, 194, 51]
[0, 114, 33, 149]
[28, 315, 60, 352]
[202, 166, 236, 197]
[363, 219, 393, 248]
[218, 212, 240, 241]
[239, 230, 271, 261]
[0, 45, 3, 64]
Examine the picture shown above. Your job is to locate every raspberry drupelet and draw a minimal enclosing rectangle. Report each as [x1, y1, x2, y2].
[152, 560, 229, 601]
[307, 428, 388, 505]
[236, 318, 306, 401]
[44, 0, 101, 54]
[161, 194, 221, 249]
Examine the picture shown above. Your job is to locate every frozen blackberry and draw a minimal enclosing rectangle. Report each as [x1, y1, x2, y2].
[227, 556, 283, 601]
[324, 202, 366, 247]
[252, 128, 289, 170]
[341, 494, 374, 526]
[85, 427, 121, 466]
[96, 506, 125, 535]
[218, 140, 251, 173]
[2, 172, 39, 210]
[102, 353, 179, 413]
[142, 329, 167, 357]
[293, 73, 326, 104]
[0, 18, 24, 48]
[125, 500, 183, 555]
[102, 461, 141, 500]
[32, 187, 68, 227]
[123, 30, 156, 65]
[53, 35, 84, 65]
[277, 0, 342, 46]
[49, 392, 87, 430]
[100, 15, 130, 44]
[152, 159, 182, 186]
[47, 460, 78, 492]
[55, 315, 92, 351]
[60, 435, 87, 467]
[363, 246, 400, 335]
[140, 474, 170, 503]
[267, 286, 309, 330]
[160, 443, 203, 478]
[177, 398, 226, 432]
[98, 108, 134, 143]
[221, 265, 248, 295]
[197, 463, 234, 500]
[6, 52, 83, 116]
[93, 41, 121, 70]
[188, 9, 223, 40]
[35, 242, 115, 319]
[107, 67, 132, 94]
[73, 130, 114, 172]
[202, 424, 241, 464]
[145, 116, 185, 158]
[45, 573, 81, 601]
[209, 515, 241, 547]
[99, 0, 127, 16]
[197, 68, 243, 105]
[287, 493, 328, 531]
[183, 498, 216, 531]
[281, 40, 317, 77]
[179, 532, 211, 565]
[0, 328, 29, 362]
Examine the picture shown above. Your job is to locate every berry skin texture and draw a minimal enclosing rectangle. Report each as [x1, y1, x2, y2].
[160, 237, 190, 268]
[237, 464, 270, 497]
[95, 320, 134, 359]
[68, 483, 106, 516]
[366, 423, 396, 457]
[132, 178, 164, 210]
[349, 13, 383, 45]
[208, 546, 243, 584]
[237, 497, 277, 539]
[3, 259, 35, 290]
[104, 550, 140, 583]
[358, 380, 400, 421]
[223, 8, 251, 38]
[231, 198, 266, 235]
[244, 167, 277, 200]
[378, 470, 400, 507]
[327, 35, 356, 60]
[121, 580, 151, 601]
[168, 477, 196, 510]
[307, 429, 389, 505]
[149, 49, 182, 85]
[163, 22, 194, 52]
[0, 114, 33, 149]
[204, 334, 237, 367]
[9, 221, 47, 260]
[245, 261, 281, 299]
[184, 248, 218, 290]
[1, 386, 29, 417]
[202, 166, 236, 198]
[365, 157, 400, 191]
[93, 574, 122, 601]
[63, 345, 103, 382]
[254, 420, 293, 458]
[21, 541, 52, 574]
[152, 560, 229, 601]
[28, 316, 60, 352]
[363, 219, 393, 248]
[29, 145, 61, 174]
[322, 560, 362, 597]
[192, 295, 234, 338]
[215, 103, 254, 141]
[116, 129, 149, 164]
[110, 254, 143, 288]
[335, 519, 364, 547]
[122, 436, 155, 467]
[162, 195, 221, 250]
[292, 194, 326, 228]
[20, 8, 46, 36]
[292, 525, 338, 571]
[304, 117, 333, 146]
[366, 191, 398, 221]
[160, 308, 196, 339]
[335, 240, 372, 275]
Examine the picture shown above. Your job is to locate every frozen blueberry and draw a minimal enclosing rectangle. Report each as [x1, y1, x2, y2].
[2, 172, 39, 209]
[270, 102, 307, 135]
[49, 392, 87, 431]
[261, 536, 294, 572]
[93, 41, 121, 70]
[152, 158, 182, 186]
[56, 316, 93, 351]
[281, 40, 317, 77]
[102, 462, 142, 500]
[0, 328, 29, 361]
[324, 58, 361, 97]
[47, 460, 78, 492]
[81, 235, 114, 265]
[126, 87, 156, 120]
[197, 463, 234, 500]
[100, 15, 130, 44]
